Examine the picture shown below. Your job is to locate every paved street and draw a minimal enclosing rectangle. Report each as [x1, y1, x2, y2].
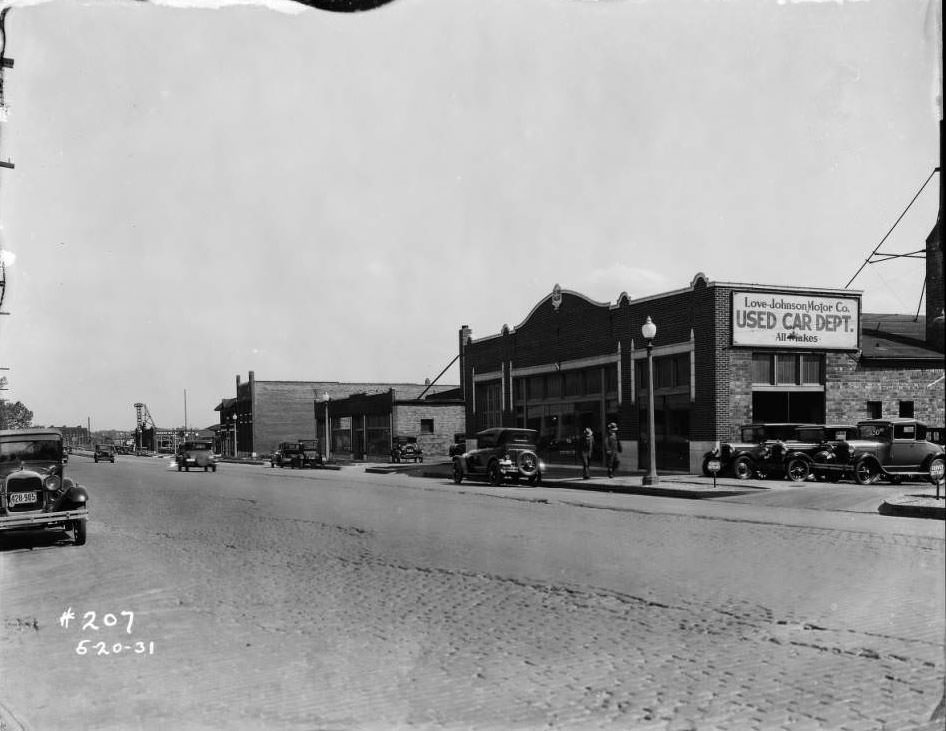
[1, 456, 943, 730]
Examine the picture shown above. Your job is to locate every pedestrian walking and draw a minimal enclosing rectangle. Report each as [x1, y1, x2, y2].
[605, 423, 622, 478]
[579, 427, 594, 479]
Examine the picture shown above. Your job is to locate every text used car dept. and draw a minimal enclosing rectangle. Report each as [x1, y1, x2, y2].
[0, 428, 89, 546]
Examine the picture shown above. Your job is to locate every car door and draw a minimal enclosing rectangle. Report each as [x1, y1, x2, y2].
[889, 423, 923, 473]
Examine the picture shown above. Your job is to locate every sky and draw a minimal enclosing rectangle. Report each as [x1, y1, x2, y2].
[0, 0, 941, 431]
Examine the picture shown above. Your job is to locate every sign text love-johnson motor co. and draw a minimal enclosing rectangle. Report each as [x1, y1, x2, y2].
[731, 291, 860, 349]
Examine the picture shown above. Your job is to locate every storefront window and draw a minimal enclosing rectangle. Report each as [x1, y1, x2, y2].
[776, 354, 798, 385]
[528, 376, 544, 400]
[546, 373, 562, 398]
[752, 353, 824, 385]
[477, 381, 502, 428]
[751, 353, 772, 384]
[800, 354, 823, 384]
[585, 368, 602, 394]
[563, 370, 582, 397]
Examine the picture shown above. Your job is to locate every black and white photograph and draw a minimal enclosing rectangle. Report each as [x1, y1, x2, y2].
[0, 0, 943, 728]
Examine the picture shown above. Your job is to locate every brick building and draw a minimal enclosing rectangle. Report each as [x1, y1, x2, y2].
[458, 268, 944, 474]
[317, 388, 464, 461]
[216, 371, 459, 458]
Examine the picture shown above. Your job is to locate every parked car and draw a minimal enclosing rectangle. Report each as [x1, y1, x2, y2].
[93, 443, 116, 463]
[0, 428, 89, 546]
[448, 433, 467, 458]
[176, 440, 217, 472]
[812, 419, 945, 485]
[390, 436, 424, 463]
[701, 423, 811, 480]
[782, 424, 858, 483]
[452, 428, 544, 486]
[271, 440, 323, 468]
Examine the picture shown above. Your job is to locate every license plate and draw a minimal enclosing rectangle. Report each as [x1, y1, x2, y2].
[9, 492, 38, 506]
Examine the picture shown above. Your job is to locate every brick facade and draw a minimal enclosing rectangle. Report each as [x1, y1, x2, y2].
[224, 371, 458, 457]
[394, 402, 466, 457]
[460, 276, 944, 474]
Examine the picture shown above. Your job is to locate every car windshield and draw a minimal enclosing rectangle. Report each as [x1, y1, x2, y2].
[857, 423, 890, 440]
[0, 438, 63, 462]
[185, 442, 211, 451]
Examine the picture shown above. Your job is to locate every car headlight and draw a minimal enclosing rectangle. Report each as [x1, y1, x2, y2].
[44, 475, 62, 492]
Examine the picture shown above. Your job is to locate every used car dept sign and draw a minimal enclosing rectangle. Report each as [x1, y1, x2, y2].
[731, 291, 860, 349]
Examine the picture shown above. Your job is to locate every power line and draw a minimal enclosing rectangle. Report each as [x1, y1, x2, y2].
[844, 167, 940, 289]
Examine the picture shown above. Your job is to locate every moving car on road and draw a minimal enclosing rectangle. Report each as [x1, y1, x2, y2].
[93, 443, 116, 463]
[390, 436, 424, 463]
[176, 440, 217, 472]
[452, 428, 544, 486]
[0, 428, 89, 546]
[812, 419, 945, 485]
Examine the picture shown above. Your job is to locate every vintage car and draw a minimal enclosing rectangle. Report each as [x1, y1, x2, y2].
[271, 440, 323, 468]
[176, 439, 217, 472]
[390, 436, 424, 463]
[701, 423, 811, 480]
[812, 419, 945, 485]
[452, 428, 544, 486]
[0, 428, 89, 546]
[781, 424, 858, 483]
[93, 443, 116, 463]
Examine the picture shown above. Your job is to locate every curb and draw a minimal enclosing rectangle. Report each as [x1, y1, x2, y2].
[878, 496, 946, 520]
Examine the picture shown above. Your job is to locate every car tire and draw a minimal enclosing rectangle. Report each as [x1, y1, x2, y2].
[94, 457, 98, 463]
[732, 455, 755, 480]
[212, 465, 217, 472]
[853, 458, 879, 485]
[928, 456, 945, 485]
[73, 519, 87, 546]
[487, 461, 504, 486]
[786, 457, 810, 482]
[452, 461, 463, 485]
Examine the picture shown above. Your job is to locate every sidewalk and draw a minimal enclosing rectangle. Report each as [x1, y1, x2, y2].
[365, 460, 946, 520]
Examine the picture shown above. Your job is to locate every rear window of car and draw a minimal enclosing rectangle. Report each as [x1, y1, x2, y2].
[503, 431, 535, 445]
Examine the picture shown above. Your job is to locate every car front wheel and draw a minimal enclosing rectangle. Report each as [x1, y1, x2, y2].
[786, 457, 810, 482]
[732, 455, 755, 480]
[853, 459, 879, 485]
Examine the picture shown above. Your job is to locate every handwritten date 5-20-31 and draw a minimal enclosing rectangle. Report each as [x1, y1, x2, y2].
[76, 640, 155, 657]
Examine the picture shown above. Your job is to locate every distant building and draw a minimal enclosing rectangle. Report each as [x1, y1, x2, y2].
[319, 388, 464, 461]
[216, 371, 459, 458]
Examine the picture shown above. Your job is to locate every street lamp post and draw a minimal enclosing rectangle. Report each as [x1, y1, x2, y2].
[322, 392, 331, 462]
[231, 413, 238, 458]
[641, 316, 659, 486]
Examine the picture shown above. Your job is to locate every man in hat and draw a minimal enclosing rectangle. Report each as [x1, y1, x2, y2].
[579, 427, 594, 479]
[605, 423, 622, 478]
